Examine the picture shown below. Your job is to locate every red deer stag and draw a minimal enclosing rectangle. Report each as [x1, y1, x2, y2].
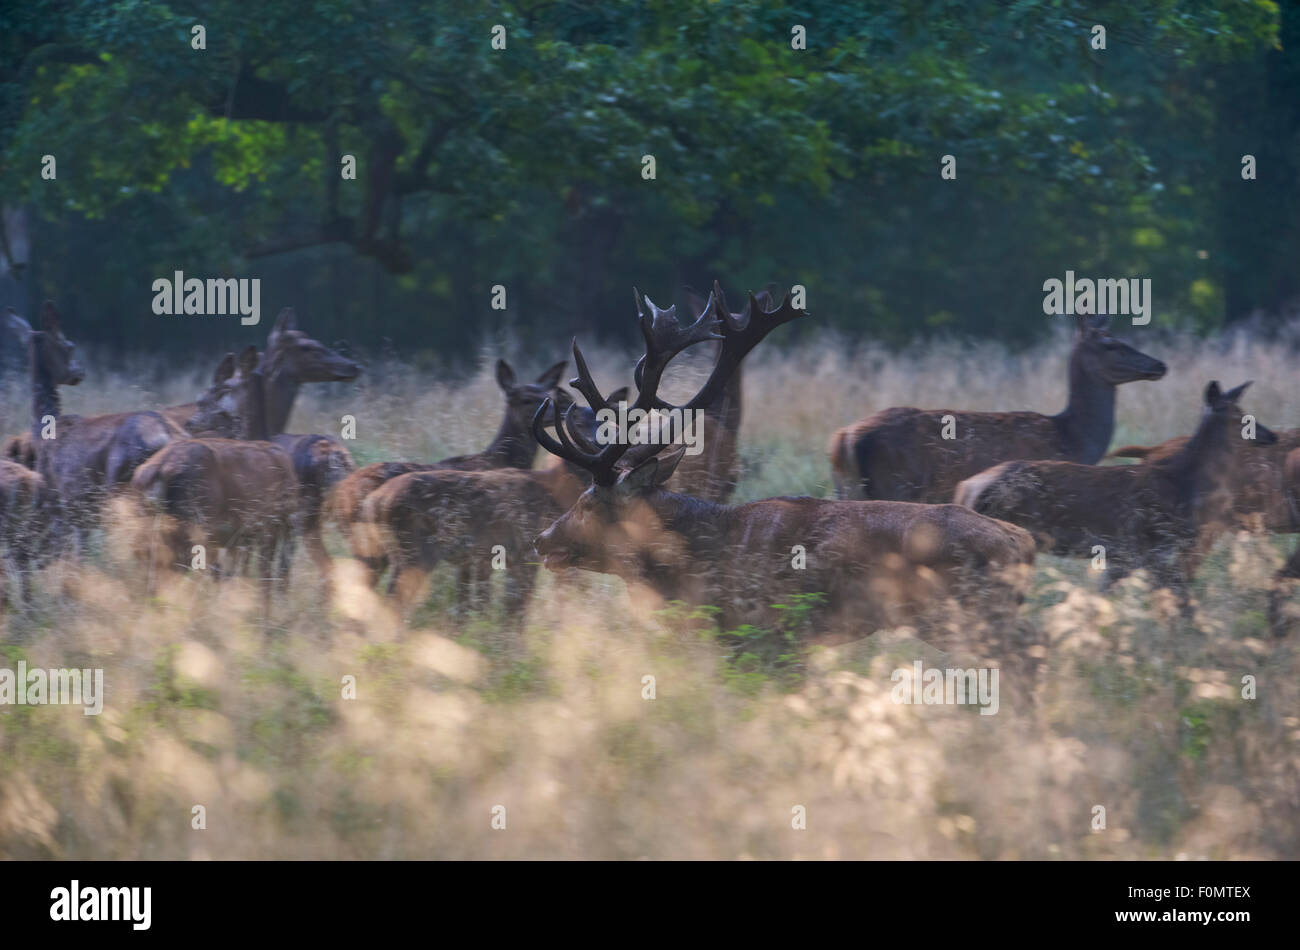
[531, 289, 1037, 648]
[5, 302, 186, 548]
[329, 358, 570, 583]
[828, 312, 1166, 502]
[956, 381, 1276, 614]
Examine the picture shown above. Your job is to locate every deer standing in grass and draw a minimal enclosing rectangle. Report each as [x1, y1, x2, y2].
[956, 381, 1276, 614]
[355, 390, 626, 621]
[531, 289, 1037, 650]
[4, 302, 187, 549]
[329, 358, 570, 586]
[130, 348, 298, 614]
[828, 312, 1167, 502]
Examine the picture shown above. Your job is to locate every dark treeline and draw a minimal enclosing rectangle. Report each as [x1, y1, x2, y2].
[1, 0, 1297, 361]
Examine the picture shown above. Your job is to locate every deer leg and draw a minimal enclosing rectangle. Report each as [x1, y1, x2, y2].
[503, 564, 537, 630]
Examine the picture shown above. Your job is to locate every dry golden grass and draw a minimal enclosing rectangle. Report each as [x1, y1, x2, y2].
[2, 322, 1299, 859]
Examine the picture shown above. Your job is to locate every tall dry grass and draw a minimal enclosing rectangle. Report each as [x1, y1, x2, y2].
[2, 321, 1299, 859]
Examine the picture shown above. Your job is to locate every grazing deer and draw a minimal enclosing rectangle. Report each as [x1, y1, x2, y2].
[5, 302, 186, 548]
[329, 358, 570, 584]
[356, 392, 626, 621]
[531, 288, 1037, 647]
[0, 459, 53, 611]
[130, 354, 298, 614]
[956, 381, 1276, 612]
[828, 312, 1167, 502]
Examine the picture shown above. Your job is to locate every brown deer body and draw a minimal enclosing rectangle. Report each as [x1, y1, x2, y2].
[0, 459, 53, 610]
[828, 313, 1166, 502]
[359, 458, 591, 621]
[329, 358, 569, 583]
[1267, 447, 1300, 634]
[531, 287, 1037, 646]
[353, 396, 622, 620]
[956, 382, 1276, 608]
[1108, 430, 1300, 534]
[129, 353, 298, 612]
[5, 303, 186, 547]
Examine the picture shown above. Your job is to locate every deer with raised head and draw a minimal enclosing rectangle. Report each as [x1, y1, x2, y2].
[329, 358, 570, 584]
[4, 302, 187, 548]
[828, 312, 1167, 502]
[130, 348, 298, 614]
[531, 288, 1037, 649]
[158, 306, 362, 435]
[356, 389, 627, 621]
[956, 381, 1276, 613]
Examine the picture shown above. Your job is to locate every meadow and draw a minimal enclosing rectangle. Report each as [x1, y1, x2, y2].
[2, 319, 1298, 859]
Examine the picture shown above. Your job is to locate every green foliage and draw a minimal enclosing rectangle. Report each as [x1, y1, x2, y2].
[0, 1, 1291, 355]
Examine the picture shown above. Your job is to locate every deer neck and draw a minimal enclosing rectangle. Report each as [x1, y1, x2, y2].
[538, 462, 590, 509]
[1055, 354, 1116, 463]
[1162, 413, 1234, 501]
[261, 363, 299, 436]
[30, 343, 61, 437]
[484, 414, 537, 468]
[630, 492, 730, 598]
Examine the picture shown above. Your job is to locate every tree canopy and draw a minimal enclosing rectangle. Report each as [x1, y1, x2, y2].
[0, 0, 1293, 356]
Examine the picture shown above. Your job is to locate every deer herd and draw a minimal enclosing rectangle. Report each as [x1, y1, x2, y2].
[1, 286, 1298, 669]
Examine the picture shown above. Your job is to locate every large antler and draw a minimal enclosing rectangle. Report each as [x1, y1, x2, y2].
[532, 283, 806, 485]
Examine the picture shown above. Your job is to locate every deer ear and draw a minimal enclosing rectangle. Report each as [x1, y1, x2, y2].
[1222, 380, 1252, 403]
[237, 345, 260, 375]
[1204, 381, 1223, 406]
[212, 353, 236, 384]
[272, 307, 296, 334]
[40, 300, 60, 332]
[619, 446, 687, 493]
[496, 359, 517, 391]
[4, 308, 33, 343]
[535, 360, 567, 389]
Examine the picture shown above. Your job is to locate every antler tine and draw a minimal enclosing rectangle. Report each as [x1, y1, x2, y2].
[630, 287, 723, 412]
[670, 287, 807, 413]
[568, 339, 612, 414]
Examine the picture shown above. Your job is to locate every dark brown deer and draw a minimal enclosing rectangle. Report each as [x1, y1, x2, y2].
[0, 459, 53, 611]
[828, 312, 1167, 502]
[956, 381, 1276, 612]
[5, 302, 186, 548]
[531, 289, 1037, 647]
[329, 358, 570, 583]
[355, 392, 626, 621]
[130, 356, 297, 614]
